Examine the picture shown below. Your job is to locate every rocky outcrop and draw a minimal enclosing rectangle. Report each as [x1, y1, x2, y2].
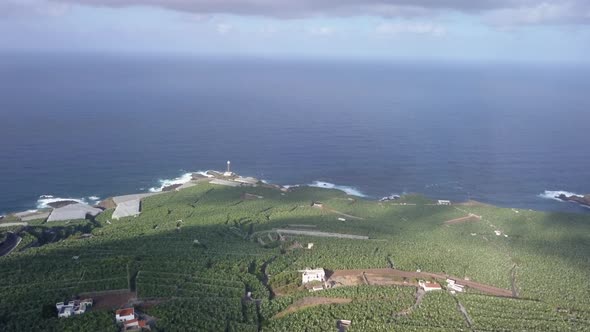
[162, 184, 183, 192]
[557, 194, 590, 207]
[47, 200, 78, 209]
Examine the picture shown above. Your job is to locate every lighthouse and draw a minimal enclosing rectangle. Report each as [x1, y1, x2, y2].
[224, 160, 234, 177]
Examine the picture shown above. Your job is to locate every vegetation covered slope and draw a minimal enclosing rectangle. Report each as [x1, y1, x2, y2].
[0, 183, 589, 331]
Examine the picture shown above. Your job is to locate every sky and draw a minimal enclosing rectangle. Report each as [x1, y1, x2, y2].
[1, 0, 590, 63]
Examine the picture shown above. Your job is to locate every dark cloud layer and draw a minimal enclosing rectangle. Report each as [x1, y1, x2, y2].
[47, 0, 587, 19]
[3, 0, 587, 25]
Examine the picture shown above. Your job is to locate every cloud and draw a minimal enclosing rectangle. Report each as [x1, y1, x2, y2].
[307, 26, 336, 36]
[11, 0, 589, 25]
[376, 22, 446, 36]
[0, 0, 70, 18]
[485, 2, 590, 26]
[216, 23, 233, 34]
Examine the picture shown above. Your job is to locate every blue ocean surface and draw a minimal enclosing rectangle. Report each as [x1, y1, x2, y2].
[1, 54, 589, 214]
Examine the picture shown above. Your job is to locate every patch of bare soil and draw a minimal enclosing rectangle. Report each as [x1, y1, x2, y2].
[274, 297, 352, 318]
[79, 290, 135, 310]
[329, 269, 513, 298]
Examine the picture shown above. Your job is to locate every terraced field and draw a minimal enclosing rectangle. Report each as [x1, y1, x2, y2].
[0, 182, 589, 331]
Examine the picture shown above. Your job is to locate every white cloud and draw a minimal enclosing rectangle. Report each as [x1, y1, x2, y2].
[0, 0, 70, 18]
[259, 24, 278, 35]
[307, 26, 336, 36]
[485, 2, 581, 26]
[216, 23, 233, 35]
[376, 22, 447, 37]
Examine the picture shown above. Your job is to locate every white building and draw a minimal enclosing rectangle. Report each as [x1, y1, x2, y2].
[419, 280, 442, 292]
[446, 279, 465, 293]
[300, 268, 326, 284]
[116, 308, 135, 322]
[56, 299, 93, 318]
[437, 200, 451, 206]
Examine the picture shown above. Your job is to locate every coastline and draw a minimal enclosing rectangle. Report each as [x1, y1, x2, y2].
[1, 168, 588, 223]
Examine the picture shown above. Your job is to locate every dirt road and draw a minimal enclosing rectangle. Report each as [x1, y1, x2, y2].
[329, 269, 514, 298]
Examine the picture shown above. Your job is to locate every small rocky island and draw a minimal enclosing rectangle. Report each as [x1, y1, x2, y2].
[556, 193, 590, 207]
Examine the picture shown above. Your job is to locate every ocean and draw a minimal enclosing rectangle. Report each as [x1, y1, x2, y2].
[1, 54, 589, 214]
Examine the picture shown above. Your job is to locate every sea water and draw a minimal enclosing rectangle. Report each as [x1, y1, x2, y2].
[1, 54, 589, 213]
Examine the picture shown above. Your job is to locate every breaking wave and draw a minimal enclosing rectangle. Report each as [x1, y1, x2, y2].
[538, 190, 582, 202]
[149, 171, 213, 193]
[306, 181, 367, 197]
[149, 172, 193, 192]
[36, 195, 101, 209]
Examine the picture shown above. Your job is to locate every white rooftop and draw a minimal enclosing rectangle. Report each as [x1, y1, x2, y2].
[111, 193, 159, 220]
[112, 199, 140, 220]
[47, 203, 102, 222]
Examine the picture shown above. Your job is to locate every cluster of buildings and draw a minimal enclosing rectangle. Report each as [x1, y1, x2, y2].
[56, 299, 93, 318]
[446, 279, 465, 293]
[116, 307, 149, 331]
[418, 279, 465, 294]
[57, 300, 149, 331]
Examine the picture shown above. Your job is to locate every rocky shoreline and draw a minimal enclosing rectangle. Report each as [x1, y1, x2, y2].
[556, 194, 590, 208]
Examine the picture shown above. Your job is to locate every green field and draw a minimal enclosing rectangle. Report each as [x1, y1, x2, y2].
[1, 182, 589, 331]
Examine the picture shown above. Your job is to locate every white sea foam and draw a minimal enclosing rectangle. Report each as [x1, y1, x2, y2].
[538, 190, 583, 202]
[88, 196, 100, 201]
[196, 171, 214, 178]
[149, 172, 194, 193]
[308, 181, 367, 197]
[36, 196, 89, 209]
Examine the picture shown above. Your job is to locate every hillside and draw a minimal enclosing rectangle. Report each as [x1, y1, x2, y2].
[1, 182, 589, 331]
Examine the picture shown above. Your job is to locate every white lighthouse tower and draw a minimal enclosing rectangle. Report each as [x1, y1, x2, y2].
[224, 160, 234, 177]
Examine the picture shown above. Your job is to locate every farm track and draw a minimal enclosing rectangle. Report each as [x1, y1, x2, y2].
[0, 222, 28, 228]
[0, 232, 22, 257]
[274, 229, 369, 240]
[326, 209, 365, 220]
[455, 298, 474, 331]
[510, 264, 519, 297]
[396, 288, 425, 316]
[444, 213, 482, 225]
[330, 269, 514, 298]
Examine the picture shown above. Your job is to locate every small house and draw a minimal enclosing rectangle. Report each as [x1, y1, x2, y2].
[57, 305, 74, 318]
[311, 202, 324, 208]
[300, 268, 326, 284]
[116, 308, 135, 323]
[419, 280, 442, 292]
[337, 319, 352, 331]
[446, 279, 465, 292]
[437, 200, 451, 206]
[56, 298, 92, 318]
[123, 318, 149, 331]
